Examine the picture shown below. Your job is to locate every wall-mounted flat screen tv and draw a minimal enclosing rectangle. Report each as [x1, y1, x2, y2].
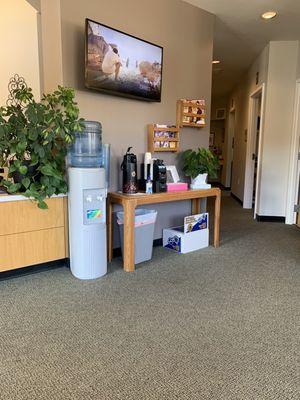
[85, 18, 163, 102]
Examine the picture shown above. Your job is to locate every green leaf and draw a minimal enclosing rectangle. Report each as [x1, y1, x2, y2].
[21, 177, 30, 189]
[58, 181, 67, 193]
[2, 179, 12, 187]
[8, 164, 17, 173]
[29, 154, 39, 166]
[29, 182, 38, 191]
[38, 200, 48, 209]
[14, 160, 21, 169]
[37, 146, 45, 158]
[19, 165, 28, 175]
[7, 183, 21, 193]
[45, 185, 55, 197]
[28, 129, 38, 141]
[40, 175, 50, 186]
[16, 141, 27, 154]
[26, 104, 38, 123]
[40, 165, 55, 177]
[24, 189, 32, 198]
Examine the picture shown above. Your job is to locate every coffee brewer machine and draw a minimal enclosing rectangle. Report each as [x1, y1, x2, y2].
[140, 153, 167, 193]
[121, 147, 138, 194]
[153, 159, 167, 193]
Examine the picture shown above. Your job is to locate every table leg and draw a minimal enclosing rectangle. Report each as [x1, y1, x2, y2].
[123, 201, 135, 272]
[200, 198, 207, 213]
[214, 191, 221, 247]
[191, 198, 200, 215]
[107, 199, 113, 262]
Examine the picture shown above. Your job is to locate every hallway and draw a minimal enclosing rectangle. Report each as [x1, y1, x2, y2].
[0, 195, 299, 400]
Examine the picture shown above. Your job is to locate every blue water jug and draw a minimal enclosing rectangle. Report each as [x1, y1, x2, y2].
[69, 121, 103, 168]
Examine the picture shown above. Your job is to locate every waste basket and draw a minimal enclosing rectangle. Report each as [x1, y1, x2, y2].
[117, 209, 157, 264]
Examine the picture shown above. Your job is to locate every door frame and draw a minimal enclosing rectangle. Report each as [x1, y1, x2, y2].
[243, 83, 265, 216]
[225, 107, 235, 188]
[285, 80, 300, 224]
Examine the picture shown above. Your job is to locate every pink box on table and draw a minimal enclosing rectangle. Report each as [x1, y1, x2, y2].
[167, 183, 188, 192]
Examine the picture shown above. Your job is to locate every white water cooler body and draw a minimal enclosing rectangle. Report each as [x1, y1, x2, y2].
[68, 167, 107, 279]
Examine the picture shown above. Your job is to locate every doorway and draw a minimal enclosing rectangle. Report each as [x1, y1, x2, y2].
[291, 134, 300, 227]
[252, 97, 261, 207]
[296, 173, 300, 227]
[225, 108, 235, 188]
[243, 84, 265, 216]
[291, 138, 300, 227]
[294, 121, 300, 228]
[286, 80, 300, 226]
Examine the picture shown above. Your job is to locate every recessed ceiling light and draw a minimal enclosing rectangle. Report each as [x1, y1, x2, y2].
[261, 11, 277, 20]
[212, 60, 220, 64]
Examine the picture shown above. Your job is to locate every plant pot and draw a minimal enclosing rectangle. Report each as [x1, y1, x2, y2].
[11, 160, 39, 190]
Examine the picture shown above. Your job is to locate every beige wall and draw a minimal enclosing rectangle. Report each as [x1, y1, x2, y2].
[211, 97, 227, 122]
[58, 0, 214, 239]
[0, 0, 41, 104]
[40, 0, 63, 92]
[296, 41, 300, 80]
[259, 41, 299, 216]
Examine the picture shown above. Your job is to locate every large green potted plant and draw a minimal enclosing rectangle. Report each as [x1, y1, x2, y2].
[0, 81, 84, 208]
[182, 148, 219, 188]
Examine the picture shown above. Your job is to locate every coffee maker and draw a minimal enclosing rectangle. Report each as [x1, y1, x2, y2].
[121, 147, 138, 194]
[140, 153, 167, 193]
[153, 159, 167, 193]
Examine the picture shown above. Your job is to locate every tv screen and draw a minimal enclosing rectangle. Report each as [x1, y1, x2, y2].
[85, 18, 163, 102]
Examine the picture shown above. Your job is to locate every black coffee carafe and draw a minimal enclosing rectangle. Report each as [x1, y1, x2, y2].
[121, 147, 138, 194]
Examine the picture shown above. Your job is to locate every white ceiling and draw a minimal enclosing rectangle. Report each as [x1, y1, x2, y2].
[185, 0, 300, 98]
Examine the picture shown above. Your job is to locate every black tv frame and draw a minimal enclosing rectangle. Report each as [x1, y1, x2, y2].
[84, 18, 164, 102]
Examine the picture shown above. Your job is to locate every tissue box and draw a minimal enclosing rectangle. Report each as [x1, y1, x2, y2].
[167, 182, 188, 192]
[163, 212, 209, 254]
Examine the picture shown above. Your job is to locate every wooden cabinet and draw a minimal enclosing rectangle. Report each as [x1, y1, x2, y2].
[0, 196, 68, 272]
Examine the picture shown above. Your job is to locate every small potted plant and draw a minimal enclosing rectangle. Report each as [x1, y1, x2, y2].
[182, 147, 219, 188]
[0, 76, 84, 208]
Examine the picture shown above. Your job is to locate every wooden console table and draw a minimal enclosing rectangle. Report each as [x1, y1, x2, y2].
[107, 188, 221, 272]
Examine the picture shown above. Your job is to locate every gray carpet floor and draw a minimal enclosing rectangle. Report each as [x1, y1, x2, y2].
[0, 195, 299, 400]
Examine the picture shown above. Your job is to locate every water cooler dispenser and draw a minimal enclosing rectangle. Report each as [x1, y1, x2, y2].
[68, 121, 110, 280]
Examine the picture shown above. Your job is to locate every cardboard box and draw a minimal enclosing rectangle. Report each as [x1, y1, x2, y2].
[184, 213, 208, 233]
[163, 212, 209, 254]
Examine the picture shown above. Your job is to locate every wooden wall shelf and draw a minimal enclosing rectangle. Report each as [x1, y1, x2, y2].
[176, 99, 206, 128]
[148, 124, 180, 153]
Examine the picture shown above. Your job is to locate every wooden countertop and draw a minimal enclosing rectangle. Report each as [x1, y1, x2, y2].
[108, 188, 220, 205]
[0, 193, 66, 203]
